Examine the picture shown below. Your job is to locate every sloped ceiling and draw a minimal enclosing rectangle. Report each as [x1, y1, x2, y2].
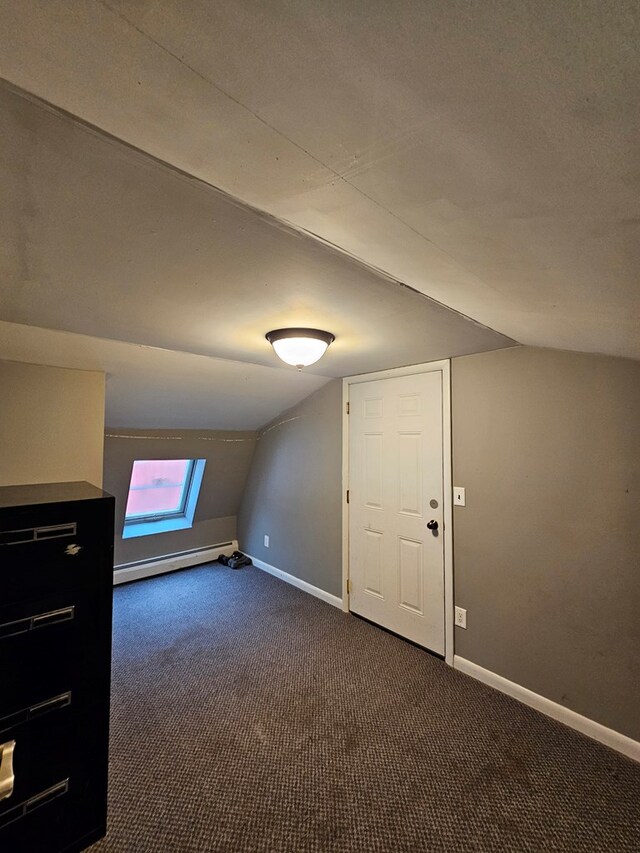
[0, 86, 512, 427]
[0, 1, 638, 432]
[0, 321, 329, 431]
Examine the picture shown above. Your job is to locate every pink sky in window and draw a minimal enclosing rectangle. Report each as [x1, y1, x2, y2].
[125, 459, 191, 517]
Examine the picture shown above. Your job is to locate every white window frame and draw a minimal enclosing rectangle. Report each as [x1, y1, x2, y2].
[122, 458, 206, 539]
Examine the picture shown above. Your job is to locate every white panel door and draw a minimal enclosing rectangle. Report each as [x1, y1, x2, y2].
[348, 371, 445, 652]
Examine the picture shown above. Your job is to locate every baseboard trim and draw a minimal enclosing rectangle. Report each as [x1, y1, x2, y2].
[244, 553, 342, 609]
[114, 541, 238, 586]
[454, 656, 639, 763]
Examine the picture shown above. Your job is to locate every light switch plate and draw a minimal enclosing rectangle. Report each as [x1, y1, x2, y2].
[263, 534, 270, 548]
[453, 486, 466, 506]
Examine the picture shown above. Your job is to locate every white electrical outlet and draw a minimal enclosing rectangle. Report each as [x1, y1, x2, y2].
[263, 534, 270, 548]
[453, 486, 466, 506]
[454, 606, 467, 629]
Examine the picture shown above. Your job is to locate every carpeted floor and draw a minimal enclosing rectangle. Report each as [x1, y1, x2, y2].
[90, 563, 639, 852]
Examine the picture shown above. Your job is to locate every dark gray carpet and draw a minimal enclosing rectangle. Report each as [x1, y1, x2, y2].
[91, 564, 639, 852]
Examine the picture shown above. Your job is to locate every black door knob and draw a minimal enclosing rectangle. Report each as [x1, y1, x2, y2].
[426, 520, 438, 530]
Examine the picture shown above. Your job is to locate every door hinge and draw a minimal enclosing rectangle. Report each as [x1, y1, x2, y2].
[346, 489, 350, 504]
[347, 578, 352, 594]
[346, 401, 350, 414]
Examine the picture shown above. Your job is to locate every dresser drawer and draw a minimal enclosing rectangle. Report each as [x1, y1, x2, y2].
[0, 700, 108, 853]
[0, 693, 75, 821]
[0, 502, 113, 606]
[0, 593, 107, 717]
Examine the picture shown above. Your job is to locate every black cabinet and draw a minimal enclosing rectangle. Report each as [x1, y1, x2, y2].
[0, 482, 115, 853]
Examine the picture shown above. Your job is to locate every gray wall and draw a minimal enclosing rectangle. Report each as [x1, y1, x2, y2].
[237, 348, 639, 741]
[0, 359, 105, 487]
[452, 347, 640, 740]
[104, 428, 256, 567]
[238, 380, 343, 597]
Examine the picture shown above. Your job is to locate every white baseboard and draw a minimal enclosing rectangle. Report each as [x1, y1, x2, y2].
[114, 541, 238, 586]
[244, 553, 342, 609]
[454, 656, 639, 763]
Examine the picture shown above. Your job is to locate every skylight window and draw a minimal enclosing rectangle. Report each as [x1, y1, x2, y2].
[123, 458, 206, 539]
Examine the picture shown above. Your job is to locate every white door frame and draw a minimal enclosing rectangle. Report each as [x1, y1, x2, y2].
[342, 359, 454, 666]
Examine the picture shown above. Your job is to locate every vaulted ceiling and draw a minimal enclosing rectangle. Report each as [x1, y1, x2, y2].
[0, 1, 638, 427]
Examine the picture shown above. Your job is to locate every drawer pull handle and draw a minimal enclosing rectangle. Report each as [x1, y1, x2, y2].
[0, 740, 16, 801]
[35, 524, 77, 541]
[31, 606, 75, 629]
[29, 692, 72, 718]
[0, 692, 72, 733]
[0, 778, 69, 828]
[0, 522, 77, 546]
[0, 606, 74, 640]
[0, 605, 75, 640]
[24, 779, 69, 813]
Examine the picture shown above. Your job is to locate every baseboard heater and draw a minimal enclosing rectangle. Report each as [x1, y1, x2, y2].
[113, 541, 238, 586]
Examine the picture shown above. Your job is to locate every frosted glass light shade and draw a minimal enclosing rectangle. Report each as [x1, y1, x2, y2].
[266, 328, 335, 369]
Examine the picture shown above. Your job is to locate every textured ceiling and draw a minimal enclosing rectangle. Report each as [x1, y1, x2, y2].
[0, 87, 513, 425]
[0, 322, 329, 430]
[0, 1, 638, 433]
[0, 86, 512, 369]
[0, 0, 637, 362]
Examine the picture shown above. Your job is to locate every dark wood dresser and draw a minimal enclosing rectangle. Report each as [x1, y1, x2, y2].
[0, 482, 115, 853]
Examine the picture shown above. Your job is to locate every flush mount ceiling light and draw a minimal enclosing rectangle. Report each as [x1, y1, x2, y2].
[266, 328, 335, 370]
